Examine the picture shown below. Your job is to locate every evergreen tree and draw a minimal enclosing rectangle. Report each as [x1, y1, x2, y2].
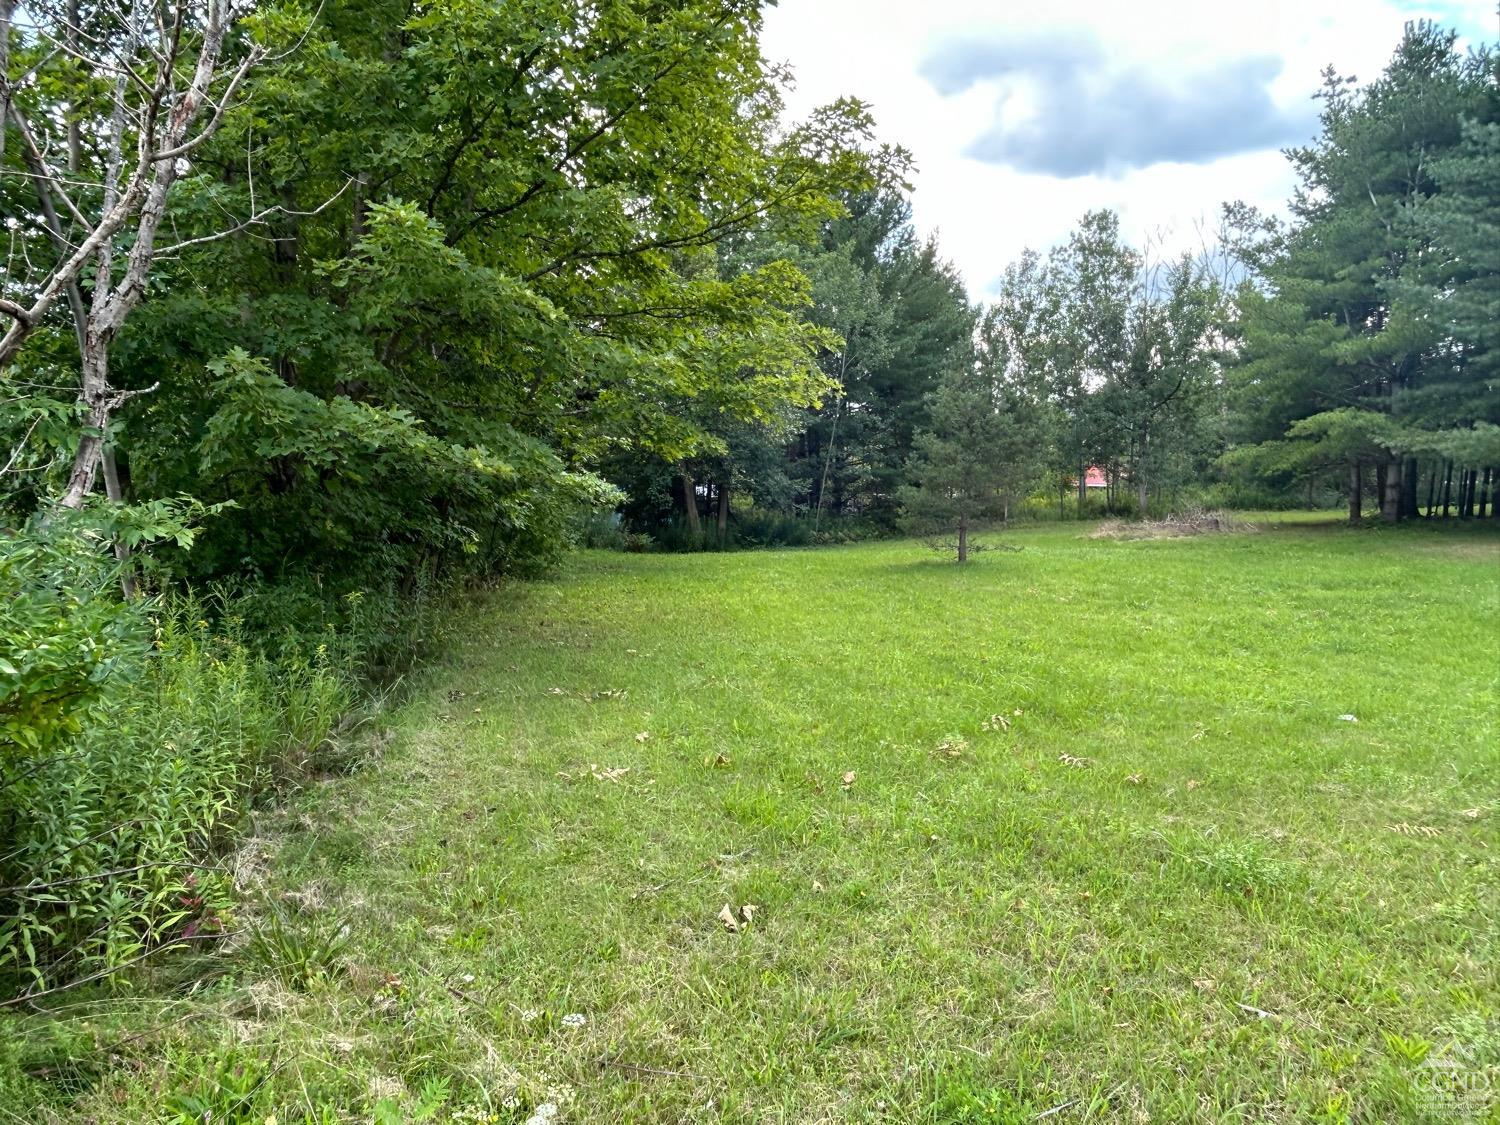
[1227, 24, 1496, 522]
[900, 366, 1032, 562]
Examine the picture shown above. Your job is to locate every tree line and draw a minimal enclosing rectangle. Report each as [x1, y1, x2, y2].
[610, 23, 1497, 553]
[3, 12, 1495, 589]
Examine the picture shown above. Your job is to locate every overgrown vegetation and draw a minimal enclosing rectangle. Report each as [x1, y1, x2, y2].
[0, 523, 366, 997]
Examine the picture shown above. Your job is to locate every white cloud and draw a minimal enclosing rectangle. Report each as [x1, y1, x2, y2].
[761, 0, 1493, 297]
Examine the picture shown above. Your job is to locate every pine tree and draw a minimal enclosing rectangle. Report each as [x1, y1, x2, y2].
[1228, 24, 1496, 521]
[900, 367, 1033, 562]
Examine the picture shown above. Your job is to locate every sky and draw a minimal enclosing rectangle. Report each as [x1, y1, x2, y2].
[760, 0, 1496, 299]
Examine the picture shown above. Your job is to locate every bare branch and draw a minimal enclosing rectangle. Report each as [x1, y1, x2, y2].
[153, 178, 353, 256]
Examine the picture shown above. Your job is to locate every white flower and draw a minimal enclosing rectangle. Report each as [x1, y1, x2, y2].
[520, 1007, 541, 1022]
[460, 972, 475, 983]
[524, 1103, 559, 1125]
[561, 1012, 587, 1029]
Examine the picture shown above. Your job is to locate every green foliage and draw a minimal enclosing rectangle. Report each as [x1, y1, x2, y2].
[61, 0, 879, 595]
[900, 365, 1041, 556]
[245, 900, 351, 990]
[0, 521, 146, 756]
[0, 592, 356, 996]
[165, 1052, 270, 1125]
[1229, 25, 1497, 517]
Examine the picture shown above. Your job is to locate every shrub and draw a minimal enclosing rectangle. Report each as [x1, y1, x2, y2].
[1, 527, 360, 998]
[733, 509, 814, 548]
[0, 519, 147, 756]
[572, 509, 626, 550]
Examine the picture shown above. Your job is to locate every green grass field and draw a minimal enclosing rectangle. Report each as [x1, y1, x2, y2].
[13, 519, 1500, 1123]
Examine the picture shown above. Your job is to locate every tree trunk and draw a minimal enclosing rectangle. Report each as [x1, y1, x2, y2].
[100, 447, 137, 599]
[814, 399, 841, 532]
[715, 481, 729, 544]
[59, 339, 113, 509]
[0, 0, 12, 163]
[1348, 461, 1362, 524]
[65, 0, 81, 172]
[1380, 458, 1402, 523]
[1460, 469, 1475, 519]
[1425, 461, 1439, 519]
[676, 469, 700, 536]
[1136, 468, 1148, 518]
[1441, 462, 1454, 518]
[1307, 475, 1316, 511]
[1401, 457, 1419, 520]
[1076, 462, 1087, 516]
[1480, 468, 1493, 519]
[957, 514, 968, 564]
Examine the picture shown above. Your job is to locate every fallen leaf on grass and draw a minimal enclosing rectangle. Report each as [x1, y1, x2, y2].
[980, 714, 1010, 732]
[705, 752, 731, 768]
[1058, 753, 1093, 769]
[1185, 778, 1203, 790]
[717, 903, 760, 932]
[1337, 714, 1359, 723]
[1125, 773, 1144, 785]
[811, 880, 824, 893]
[841, 771, 857, 790]
[634, 731, 650, 743]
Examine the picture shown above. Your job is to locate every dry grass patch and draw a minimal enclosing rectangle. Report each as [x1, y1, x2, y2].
[1089, 507, 1250, 539]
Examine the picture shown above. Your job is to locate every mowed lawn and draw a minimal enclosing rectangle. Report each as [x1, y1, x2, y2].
[49, 521, 1500, 1122]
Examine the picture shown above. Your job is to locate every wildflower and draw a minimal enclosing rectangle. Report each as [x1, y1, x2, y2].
[561, 1012, 586, 1029]
[520, 1007, 540, 1022]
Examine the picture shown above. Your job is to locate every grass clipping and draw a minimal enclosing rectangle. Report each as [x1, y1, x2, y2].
[1089, 508, 1251, 541]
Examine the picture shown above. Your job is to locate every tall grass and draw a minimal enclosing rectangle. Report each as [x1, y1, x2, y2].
[0, 594, 358, 999]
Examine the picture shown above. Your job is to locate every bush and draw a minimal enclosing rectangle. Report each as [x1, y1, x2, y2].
[732, 509, 814, 548]
[653, 518, 714, 553]
[0, 520, 383, 999]
[572, 509, 626, 550]
[0, 520, 147, 757]
[0, 588, 356, 996]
